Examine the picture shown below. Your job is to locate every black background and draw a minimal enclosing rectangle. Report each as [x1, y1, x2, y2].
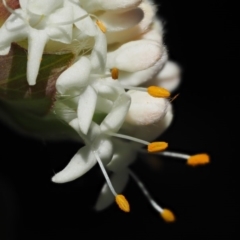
[0, 0, 238, 239]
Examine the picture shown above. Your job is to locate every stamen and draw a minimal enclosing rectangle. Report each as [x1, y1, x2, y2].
[147, 151, 210, 167]
[187, 154, 210, 166]
[124, 86, 170, 98]
[115, 195, 130, 212]
[96, 20, 107, 33]
[93, 150, 130, 213]
[111, 68, 119, 80]
[107, 132, 168, 153]
[129, 170, 175, 222]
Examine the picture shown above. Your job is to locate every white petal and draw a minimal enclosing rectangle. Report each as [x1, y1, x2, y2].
[107, 40, 162, 72]
[99, 8, 143, 32]
[122, 103, 174, 143]
[53, 101, 77, 123]
[27, 29, 49, 85]
[69, 119, 101, 142]
[118, 47, 168, 86]
[19, 0, 28, 9]
[95, 96, 113, 113]
[125, 90, 168, 125]
[136, 0, 156, 33]
[77, 85, 97, 134]
[52, 120, 113, 183]
[94, 83, 118, 101]
[82, 0, 141, 12]
[141, 19, 164, 43]
[93, 135, 114, 165]
[0, 12, 27, 55]
[47, 7, 73, 44]
[106, 28, 136, 45]
[92, 78, 124, 101]
[95, 169, 129, 211]
[71, 120, 113, 165]
[51, 145, 96, 183]
[149, 61, 181, 92]
[107, 140, 137, 172]
[0, 45, 10, 56]
[72, 6, 96, 37]
[90, 28, 107, 73]
[105, 0, 157, 44]
[100, 93, 131, 133]
[28, 0, 63, 15]
[56, 57, 91, 94]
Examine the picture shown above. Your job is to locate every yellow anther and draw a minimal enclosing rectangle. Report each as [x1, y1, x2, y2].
[115, 194, 130, 212]
[187, 153, 210, 166]
[96, 20, 106, 33]
[148, 142, 168, 153]
[111, 68, 119, 80]
[147, 86, 170, 98]
[161, 209, 175, 223]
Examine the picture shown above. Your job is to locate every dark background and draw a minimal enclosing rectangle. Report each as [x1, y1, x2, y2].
[0, 0, 238, 239]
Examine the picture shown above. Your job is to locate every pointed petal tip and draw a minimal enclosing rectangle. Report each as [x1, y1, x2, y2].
[51, 174, 68, 184]
[51, 175, 60, 183]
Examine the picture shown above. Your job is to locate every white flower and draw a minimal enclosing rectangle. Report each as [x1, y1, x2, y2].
[52, 82, 182, 218]
[55, 56, 131, 134]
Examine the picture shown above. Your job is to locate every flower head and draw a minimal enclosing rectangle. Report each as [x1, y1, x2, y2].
[0, 0, 210, 221]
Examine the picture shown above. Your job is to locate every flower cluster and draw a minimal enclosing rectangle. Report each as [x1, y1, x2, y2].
[0, 0, 209, 222]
